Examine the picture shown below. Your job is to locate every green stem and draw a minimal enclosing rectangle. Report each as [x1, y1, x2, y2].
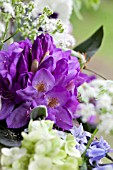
[82, 128, 98, 160]
[3, 29, 19, 43]
[2, 21, 9, 41]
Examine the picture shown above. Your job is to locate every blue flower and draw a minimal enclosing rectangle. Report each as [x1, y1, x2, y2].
[86, 137, 113, 166]
[70, 123, 91, 153]
[93, 164, 113, 170]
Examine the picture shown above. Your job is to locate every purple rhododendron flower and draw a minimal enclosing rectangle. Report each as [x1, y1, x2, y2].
[86, 137, 113, 166]
[0, 33, 88, 130]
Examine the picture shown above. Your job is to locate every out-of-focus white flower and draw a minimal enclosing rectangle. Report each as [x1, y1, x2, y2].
[1, 147, 26, 166]
[98, 113, 113, 134]
[76, 103, 96, 123]
[53, 32, 76, 48]
[32, 0, 73, 24]
[77, 79, 113, 134]
[0, 21, 5, 37]
[32, 0, 75, 47]
[3, 2, 15, 17]
[96, 94, 112, 111]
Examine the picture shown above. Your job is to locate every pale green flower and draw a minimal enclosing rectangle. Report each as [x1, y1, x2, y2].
[1, 120, 82, 170]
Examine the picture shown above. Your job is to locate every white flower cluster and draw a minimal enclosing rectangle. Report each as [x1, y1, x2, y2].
[1, 120, 82, 170]
[0, 21, 5, 37]
[0, 0, 14, 37]
[32, 0, 73, 24]
[32, 0, 75, 47]
[0, 0, 75, 48]
[77, 79, 113, 134]
[3, 1, 15, 17]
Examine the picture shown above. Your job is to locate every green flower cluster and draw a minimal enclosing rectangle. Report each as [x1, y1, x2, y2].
[1, 120, 82, 170]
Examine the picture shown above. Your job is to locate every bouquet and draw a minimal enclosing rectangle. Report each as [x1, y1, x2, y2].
[0, 0, 113, 170]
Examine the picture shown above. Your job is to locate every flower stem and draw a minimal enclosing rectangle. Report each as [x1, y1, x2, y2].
[2, 21, 9, 41]
[85, 67, 107, 80]
[106, 154, 113, 162]
[3, 29, 19, 43]
[82, 128, 98, 160]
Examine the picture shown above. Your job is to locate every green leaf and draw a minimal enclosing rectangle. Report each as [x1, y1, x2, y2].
[74, 26, 103, 62]
[0, 125, 21, 147]
[30, 105, 47, 120]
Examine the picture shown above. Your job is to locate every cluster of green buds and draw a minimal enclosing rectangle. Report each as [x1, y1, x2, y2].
[1, 120, 82, 170]
[37, 7, 64, 35]
[0, 0, 65, 45]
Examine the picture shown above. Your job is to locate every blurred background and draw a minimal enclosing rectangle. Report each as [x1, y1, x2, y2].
[71, 0, 113, 80]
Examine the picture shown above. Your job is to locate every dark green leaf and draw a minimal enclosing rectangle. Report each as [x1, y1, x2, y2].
[74, 26, 103, 62]
[0, 125, 21, 147]
[30, 105, 47, 120]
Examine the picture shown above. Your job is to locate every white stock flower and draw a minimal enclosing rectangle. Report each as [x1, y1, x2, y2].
[76, 103, 96, 123]
[77, 79, 113, 134]
[96, 94, 112, 111]
[98, 113, 113, 134]
[78, 82, 99, 103]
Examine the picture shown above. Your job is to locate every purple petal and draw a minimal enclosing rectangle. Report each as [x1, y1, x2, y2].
[9, 54, 21, 80]
[6, 102, 31, 128]
[15, 86, 37, 103]
[39, 57, 54, 71]
[17, 54, 28, 75]
[0, 51, 10, 76]
[0, 100, 14, 120]
[32, 68, 55, 92]
[76, 72, 90, 87]
[32, 38, 43, 62]
[56, 107, 73, 130]
[42, 33, 55, 55]
[46, 86, 70, 107]
[53, 58, 68, 75]
[46, 108, 57, 122]
[65, 96, 79, 113]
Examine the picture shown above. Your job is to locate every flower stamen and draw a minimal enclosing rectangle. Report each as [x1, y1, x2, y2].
[36, 82, 45, 92]
[48, 97, 59, 108]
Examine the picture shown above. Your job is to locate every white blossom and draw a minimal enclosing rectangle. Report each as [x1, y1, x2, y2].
[53, 32, 76, 48]
[98, 113, 113, 134]
[0, 21, 5, 37]
[76, 103, 96, 123]
[32, 0, 73, 24]
[3, 2, 15, 17]
[77, 79, 113, 134]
